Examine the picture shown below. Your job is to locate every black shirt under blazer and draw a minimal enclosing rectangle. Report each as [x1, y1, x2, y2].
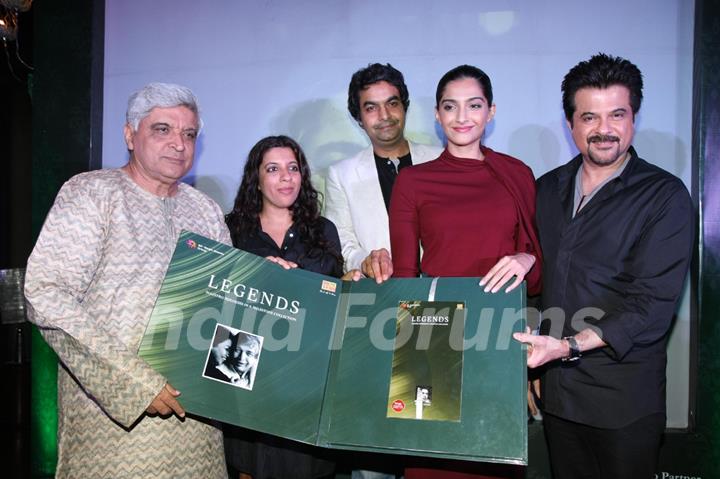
[536, 147, 693, 429]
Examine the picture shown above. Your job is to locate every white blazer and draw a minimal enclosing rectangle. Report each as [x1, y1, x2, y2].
[324, 142, 443, 271]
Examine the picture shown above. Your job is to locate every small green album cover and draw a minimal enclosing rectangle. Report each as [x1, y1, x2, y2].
[386, 300, 465, 421]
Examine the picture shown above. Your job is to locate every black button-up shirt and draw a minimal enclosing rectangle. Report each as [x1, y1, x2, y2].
[536, 147, 693, 428]
[233, 217, 343, 278]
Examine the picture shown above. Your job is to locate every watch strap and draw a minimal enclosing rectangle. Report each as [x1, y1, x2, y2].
[561, 336, 581, 362]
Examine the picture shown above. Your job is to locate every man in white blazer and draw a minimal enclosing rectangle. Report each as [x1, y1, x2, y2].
[325, 63, 442, 283]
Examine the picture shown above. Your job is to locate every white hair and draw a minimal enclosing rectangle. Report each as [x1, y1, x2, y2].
[126, 82, 203, 131]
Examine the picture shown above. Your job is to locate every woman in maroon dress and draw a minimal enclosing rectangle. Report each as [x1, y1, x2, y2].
[389, 65, 541, 478]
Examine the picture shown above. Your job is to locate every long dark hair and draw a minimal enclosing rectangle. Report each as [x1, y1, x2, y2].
[225, 135, 343, 272]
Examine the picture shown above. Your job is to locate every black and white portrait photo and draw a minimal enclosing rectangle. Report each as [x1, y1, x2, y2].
[202, 324, 263, 390]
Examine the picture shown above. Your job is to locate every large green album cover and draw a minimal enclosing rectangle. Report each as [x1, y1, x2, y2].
[139, 231, 528, 465]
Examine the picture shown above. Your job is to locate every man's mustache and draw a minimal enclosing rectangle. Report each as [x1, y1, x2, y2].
[374, 120, 399, 129]
[588, 134, 620, 144]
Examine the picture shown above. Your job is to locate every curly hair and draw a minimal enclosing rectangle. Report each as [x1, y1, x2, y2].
[562, 53, 643, 124]
[225, 136, 343, 273]
[347, 63, 410, 123]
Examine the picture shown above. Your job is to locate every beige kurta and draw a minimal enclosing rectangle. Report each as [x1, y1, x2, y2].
[25, 169, 231, 478]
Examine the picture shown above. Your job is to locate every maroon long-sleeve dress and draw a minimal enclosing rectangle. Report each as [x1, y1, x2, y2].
[389, 146, 541, 479]
[390, 147, 541, 292]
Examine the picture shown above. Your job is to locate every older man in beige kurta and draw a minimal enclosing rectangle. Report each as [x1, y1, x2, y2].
[25, 83, 229, 478]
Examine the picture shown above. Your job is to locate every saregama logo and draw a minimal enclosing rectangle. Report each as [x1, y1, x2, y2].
[186, 238, 224, 256]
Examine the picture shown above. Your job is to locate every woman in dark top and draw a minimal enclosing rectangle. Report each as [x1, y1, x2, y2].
[224, 135, 358, 479]
[226, 135, 345, 278]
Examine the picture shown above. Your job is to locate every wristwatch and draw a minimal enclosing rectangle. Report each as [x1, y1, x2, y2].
[561, 336, 581, 362]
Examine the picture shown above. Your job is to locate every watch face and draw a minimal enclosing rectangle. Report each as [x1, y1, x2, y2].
[561, 336, 581, 362]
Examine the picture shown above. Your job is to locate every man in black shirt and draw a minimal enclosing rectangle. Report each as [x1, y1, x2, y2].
[514, 53, 693, 479]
